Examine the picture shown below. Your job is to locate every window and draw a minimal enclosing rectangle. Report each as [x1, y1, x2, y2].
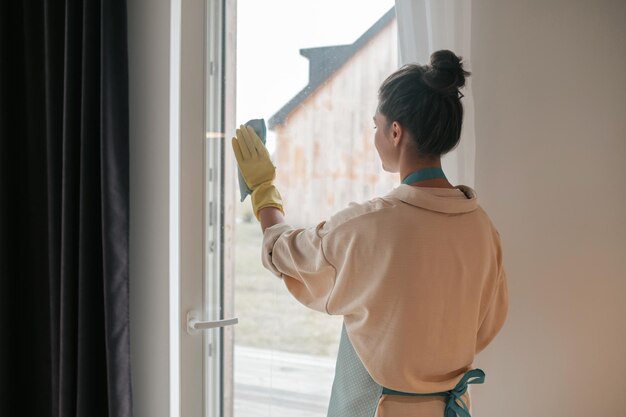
[180, 1, 398, 416]
[230, 2, 397, 416]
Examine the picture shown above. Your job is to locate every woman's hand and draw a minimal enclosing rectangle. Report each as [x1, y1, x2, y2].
[231, 125, 284, 220]
[232, 125, 275, 189]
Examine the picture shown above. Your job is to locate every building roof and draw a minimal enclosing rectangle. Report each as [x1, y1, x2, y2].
[268, 6, 396, 130]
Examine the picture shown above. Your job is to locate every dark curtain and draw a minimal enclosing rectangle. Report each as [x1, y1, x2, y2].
[0, 1, 132, 416]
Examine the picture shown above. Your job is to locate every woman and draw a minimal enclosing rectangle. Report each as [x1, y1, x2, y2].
[231, 50, 509, 417]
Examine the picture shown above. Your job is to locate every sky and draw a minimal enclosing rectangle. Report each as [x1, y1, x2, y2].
[236, 0, 395, 152]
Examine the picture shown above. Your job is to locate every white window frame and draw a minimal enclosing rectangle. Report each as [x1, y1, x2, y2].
[178, 0, 237, 417]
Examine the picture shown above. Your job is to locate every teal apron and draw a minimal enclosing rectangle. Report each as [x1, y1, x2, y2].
[327, 168, 485, 417]
[328, 324, 485, 417]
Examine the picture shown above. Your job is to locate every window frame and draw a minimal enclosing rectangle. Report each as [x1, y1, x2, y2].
[178, 0, 237, 416]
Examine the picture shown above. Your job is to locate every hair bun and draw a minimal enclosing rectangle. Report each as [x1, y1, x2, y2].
[423, 50, 471, 96]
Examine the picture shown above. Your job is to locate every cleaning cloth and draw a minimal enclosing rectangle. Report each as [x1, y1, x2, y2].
[237, 118, 267, 202]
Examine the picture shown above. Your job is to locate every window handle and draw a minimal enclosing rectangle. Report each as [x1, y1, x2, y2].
[186, 310, 238, 335]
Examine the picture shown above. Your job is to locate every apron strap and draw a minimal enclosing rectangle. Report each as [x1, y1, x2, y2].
[381, 368, 485, 417]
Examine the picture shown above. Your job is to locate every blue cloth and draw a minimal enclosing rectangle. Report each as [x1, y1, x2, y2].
[327, 323, 485, 417]
[237, 118, 267, 202]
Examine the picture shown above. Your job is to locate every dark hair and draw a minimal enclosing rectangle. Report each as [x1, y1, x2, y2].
[377, 50, 471, 157]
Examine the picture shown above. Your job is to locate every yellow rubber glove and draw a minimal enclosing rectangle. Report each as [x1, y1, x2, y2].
[231, 125, 284, 220]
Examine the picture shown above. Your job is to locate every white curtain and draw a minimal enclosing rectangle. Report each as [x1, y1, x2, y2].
[394, 0, 475, 187]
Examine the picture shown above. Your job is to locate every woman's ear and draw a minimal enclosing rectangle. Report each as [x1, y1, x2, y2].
[391, 121, 403, 147]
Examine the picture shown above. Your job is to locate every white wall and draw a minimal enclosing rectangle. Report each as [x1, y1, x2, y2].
[128, 1, 175, 416]
[471, 1, 626, 415]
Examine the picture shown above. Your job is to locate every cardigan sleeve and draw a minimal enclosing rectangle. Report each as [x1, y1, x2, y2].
[261, 222, 337, 314]
[475, 227, 510, 354]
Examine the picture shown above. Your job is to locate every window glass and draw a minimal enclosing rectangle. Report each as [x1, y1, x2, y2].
[234, 2, 397, 416]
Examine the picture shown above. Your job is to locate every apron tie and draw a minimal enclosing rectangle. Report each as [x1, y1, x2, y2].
[381, 368, 485, 417]
[443, 368, 485, 417]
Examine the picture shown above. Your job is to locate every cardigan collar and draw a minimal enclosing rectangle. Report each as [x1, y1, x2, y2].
[386, 184, 478, 214]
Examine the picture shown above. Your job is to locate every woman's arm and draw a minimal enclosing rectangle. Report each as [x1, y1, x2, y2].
[259, 206, 285, 233]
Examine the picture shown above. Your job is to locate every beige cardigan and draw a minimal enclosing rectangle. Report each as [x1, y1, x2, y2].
[262, 184, 508, 397]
